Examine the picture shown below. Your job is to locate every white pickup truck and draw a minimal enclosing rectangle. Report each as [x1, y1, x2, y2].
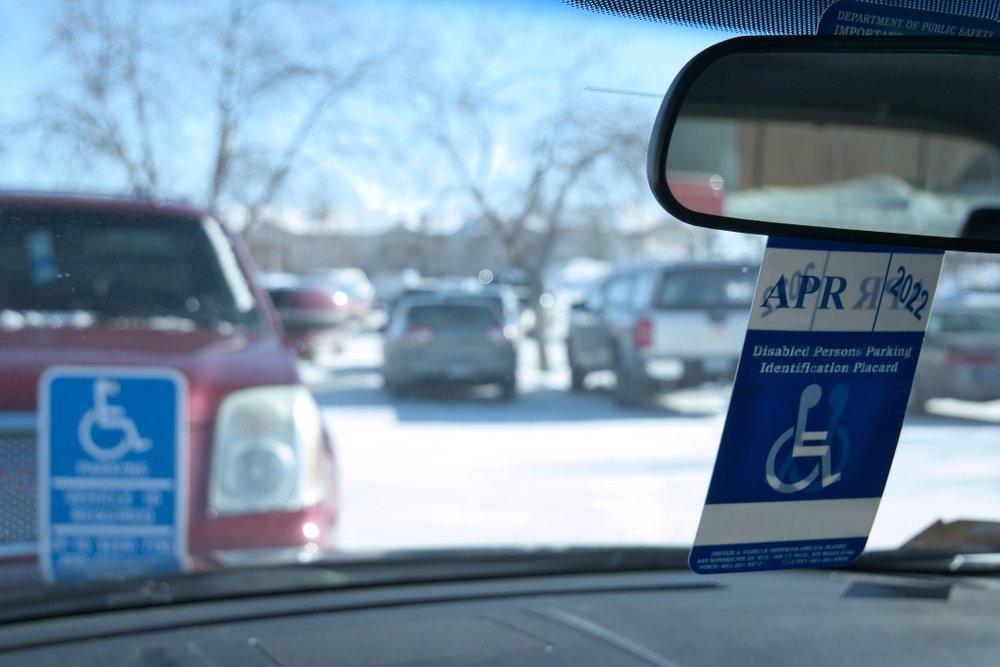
[566, 262, 758, 406]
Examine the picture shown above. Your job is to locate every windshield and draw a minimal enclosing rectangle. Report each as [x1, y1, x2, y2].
[1, 0, 999, 611]
[405, 303, 500, 330]
[655, 267, 757, 309]
[0, 209, 262, 330]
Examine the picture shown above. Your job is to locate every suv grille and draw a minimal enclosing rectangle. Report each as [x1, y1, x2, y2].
[0, 430, 37, 547]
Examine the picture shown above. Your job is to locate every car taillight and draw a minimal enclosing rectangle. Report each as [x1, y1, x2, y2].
[635, 318, 652, 349]
[403, 325, 435, 346]
[485, 324, 513, 345]
[947, 350, 996, 366]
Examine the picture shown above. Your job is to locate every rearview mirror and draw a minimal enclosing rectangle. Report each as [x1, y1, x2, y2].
[648, 37, 1000, 252]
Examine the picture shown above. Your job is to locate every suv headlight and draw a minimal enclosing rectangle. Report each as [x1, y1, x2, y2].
[210, 386, 327, 515]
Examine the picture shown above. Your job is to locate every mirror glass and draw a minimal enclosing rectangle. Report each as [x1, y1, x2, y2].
[663, 48, 1000, 242]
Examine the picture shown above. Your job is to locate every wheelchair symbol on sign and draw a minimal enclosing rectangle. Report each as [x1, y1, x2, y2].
[765, 383, 850, 494]
[77, 379, 152, 462]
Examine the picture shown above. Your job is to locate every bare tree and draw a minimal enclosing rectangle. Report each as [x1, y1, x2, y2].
[31, 0, 409, 232]
[33, 0, 164, 195]
[422, 50, 650, 370]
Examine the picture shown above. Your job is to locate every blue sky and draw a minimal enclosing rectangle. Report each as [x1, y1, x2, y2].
[0, 0, 59, 124]
[0, 1, 727, 232]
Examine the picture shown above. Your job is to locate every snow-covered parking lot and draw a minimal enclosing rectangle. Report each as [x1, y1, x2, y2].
[305, 333, 1000, 554]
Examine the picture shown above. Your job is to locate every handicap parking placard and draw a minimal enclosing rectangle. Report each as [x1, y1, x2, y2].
[690, 237, 943, 574]
[818, 0, 1000, 38]
[39, 367, 188, 583]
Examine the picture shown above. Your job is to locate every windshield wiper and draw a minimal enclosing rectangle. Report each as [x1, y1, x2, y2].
[0, 546, 692, 625]
[847, 519, 1000, 575]
[847, 549, 1000, 576]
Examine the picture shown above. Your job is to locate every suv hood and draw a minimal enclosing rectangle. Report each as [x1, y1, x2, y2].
[0, 325, 299, 424]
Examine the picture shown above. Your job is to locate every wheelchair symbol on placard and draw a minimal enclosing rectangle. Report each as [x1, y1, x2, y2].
[765, 383, 850, 494]
[77, 379, 152, 462]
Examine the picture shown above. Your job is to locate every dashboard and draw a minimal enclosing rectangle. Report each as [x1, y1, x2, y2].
[1, 567, 997, 666]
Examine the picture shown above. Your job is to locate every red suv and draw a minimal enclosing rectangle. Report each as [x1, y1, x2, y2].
[0, 194, 338, 578]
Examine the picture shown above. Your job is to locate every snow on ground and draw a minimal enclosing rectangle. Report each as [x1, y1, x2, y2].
[305, 333, 1000, 554]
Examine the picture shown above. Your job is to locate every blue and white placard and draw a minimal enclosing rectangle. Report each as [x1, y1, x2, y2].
[690, 238, 943, 573]
[39, 367, 188, 582]
[818, 0, 1000, 38]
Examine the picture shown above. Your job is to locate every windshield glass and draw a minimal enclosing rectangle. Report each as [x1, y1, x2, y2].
[655, 267, 757, 309]
[405, 304, 500, 330]
[0, 209, 262, 329]
[0, 0, 999, 608]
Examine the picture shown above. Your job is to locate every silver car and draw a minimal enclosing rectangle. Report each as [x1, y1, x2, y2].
[382, 297, 518, 399]
[910, 302, 1000, 412]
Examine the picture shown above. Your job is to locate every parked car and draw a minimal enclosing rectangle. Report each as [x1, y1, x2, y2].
[265, 281, 350, 360]
[0, 194, 338, 577]
[910, 302, 1000, 411]
[440, 282, 523, 332]
[382, 296, 518, 399]
[380, 281, 441, 327]
[567, 262, 757, 405]
[303, 268, 375, 325]
[382, 279, 521, 331]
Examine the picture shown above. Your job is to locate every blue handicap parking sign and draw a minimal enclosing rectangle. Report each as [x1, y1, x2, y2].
[39, 367, 188, 583]
[690, 238, 944, 574]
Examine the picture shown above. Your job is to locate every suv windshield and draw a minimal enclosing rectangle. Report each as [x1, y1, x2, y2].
[655, 268, 757, 309]
[0, 209, 262, 330]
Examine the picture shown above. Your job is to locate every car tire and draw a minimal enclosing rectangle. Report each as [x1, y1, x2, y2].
[566, 341, 587, 392]
[614, 355, 646, 407]
[499, 376, 517, 401]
